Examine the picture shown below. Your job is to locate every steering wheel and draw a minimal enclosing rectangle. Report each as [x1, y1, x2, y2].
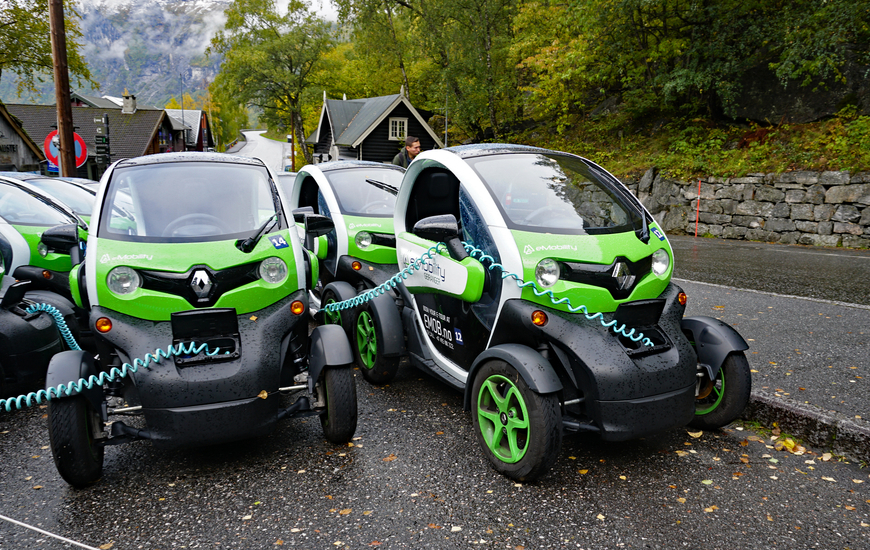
[162, 214, 232, 237]
[360, 200, 393, 214]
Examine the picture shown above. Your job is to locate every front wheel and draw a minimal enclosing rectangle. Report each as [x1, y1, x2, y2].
[471, 361, 561, 481]
[353, 305, 399, 384]
[688, 352, 752, 430]
[319, 367, 358, 443]
[48, 396, 104, 487]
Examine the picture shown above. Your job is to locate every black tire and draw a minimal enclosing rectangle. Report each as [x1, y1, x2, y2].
[688, 351, 752, 430]
[47, 396, 104, 488]
[352, 304, 400, 384]
[319, 367, 358, 443]
[471, 360, 561, 481]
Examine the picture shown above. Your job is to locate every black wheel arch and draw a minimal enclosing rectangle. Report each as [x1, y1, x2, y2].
[307, 324, 354, 393]
[464, 344, 562, 411]
[681, 315, 749, 379]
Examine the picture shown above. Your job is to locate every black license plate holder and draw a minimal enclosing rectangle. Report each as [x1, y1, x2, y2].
[171, 308, 240, 366]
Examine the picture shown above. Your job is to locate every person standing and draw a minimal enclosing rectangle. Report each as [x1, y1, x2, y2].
[392, 136, 421, 168]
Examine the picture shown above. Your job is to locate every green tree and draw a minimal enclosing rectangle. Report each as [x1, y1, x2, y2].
[210, 0, 333, 163]
[0, 0, 95, 96]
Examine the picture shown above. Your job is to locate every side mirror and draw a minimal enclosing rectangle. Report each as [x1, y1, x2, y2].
[412, 214, 468, 261]
[303, 213, 334, 252]
[413, 214, 460, 242]
[292, 206, 315, 224]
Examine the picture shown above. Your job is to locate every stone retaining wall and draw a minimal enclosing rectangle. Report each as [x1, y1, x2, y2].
[622, 168, 870, 249]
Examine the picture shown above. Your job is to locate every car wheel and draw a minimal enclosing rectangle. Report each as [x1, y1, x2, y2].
[688, 351, 752, 430]
[48, 395, 104, 487]
[319, 367, 358, 444]
[471, 360, 561, 481]
[352, 305, 399, 384]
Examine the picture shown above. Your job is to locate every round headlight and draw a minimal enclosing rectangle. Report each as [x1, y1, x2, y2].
[535, 258, 561, 288]
[651, 248, 670, 276]
[259, 256, 288, 284]
[355, 231, 372, 249]
[107, 266, 140, 295]
[38, 242, 49, 257]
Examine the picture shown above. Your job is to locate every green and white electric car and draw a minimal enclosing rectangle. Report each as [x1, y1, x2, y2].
[287, 161, 406, 383]
[41, 152, 357, 487]
[327, 144, 751, 481]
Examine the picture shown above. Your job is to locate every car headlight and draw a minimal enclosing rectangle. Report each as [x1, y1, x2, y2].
[535, 258, 560, 288]
[259, 256, 288, 284]
[38, 242, 49, 257]
[651, 248, 670, 276]
[355, 231, 372, 250]
[107, 266, 140, 295]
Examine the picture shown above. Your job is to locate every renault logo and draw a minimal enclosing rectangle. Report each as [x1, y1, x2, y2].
[191, 269, 213, 299]
[612, 261, 636, 291]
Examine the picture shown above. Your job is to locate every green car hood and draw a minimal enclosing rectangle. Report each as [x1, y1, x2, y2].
[91, 230, 301, 321]
[509, 222, 673, 313]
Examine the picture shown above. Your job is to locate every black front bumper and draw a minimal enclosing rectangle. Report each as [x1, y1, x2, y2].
[92, 290, 308, 448]
[491, 283, 697, 441]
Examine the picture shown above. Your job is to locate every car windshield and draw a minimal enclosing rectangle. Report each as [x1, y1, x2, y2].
[323, 168, 402, 217]
[23, 178, 95, 217]
[99, 161, 279, 242]
[467, 153, 643, 235]
[0, 183, 74, 226]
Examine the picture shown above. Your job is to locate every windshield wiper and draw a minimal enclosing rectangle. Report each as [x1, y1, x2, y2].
[365, 178, 398, 195]
[236, 214, 278, 253]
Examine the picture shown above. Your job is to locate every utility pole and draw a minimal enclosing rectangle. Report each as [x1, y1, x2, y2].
[49, 0, 76, 177]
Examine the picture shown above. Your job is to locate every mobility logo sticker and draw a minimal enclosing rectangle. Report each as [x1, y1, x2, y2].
[349, 223, 382, 230]
[522, 244, 578, 254]
[100, 253, 153, 264]
[651, 227, 665, 241]
[268, 235, 290, 249]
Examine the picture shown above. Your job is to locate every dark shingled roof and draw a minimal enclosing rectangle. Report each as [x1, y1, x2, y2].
[5, 104, 167, 161]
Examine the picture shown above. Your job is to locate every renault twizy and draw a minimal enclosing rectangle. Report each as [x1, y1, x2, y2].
[334, 144, 750, 480]
[287, 161, 406, 383]
[42, 153, 357, 487]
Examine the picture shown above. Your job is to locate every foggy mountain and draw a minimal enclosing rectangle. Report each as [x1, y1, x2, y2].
[1, 0, 230, 107]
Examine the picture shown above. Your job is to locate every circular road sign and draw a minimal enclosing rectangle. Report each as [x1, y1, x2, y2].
[44, 130, 88, 168]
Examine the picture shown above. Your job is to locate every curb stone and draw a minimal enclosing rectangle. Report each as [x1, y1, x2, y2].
[742, 390, 870, 464]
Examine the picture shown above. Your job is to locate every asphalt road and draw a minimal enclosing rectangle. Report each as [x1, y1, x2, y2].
[231, 131, 287, 175]
[1, 367, 868, 549]
[2, 236, 869, 548]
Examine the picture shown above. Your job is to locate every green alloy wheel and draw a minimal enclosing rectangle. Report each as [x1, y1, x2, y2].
[689, 351, 752, 430]
[319, 367, 358, 443]
[321, 289, 343, 326]
[352, 305, 399, 384]
[48, 396, 104, 488]
[471, 360, 561, 481]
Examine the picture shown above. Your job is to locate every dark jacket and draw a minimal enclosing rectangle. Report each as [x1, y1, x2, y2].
[392, 148, 413, 168]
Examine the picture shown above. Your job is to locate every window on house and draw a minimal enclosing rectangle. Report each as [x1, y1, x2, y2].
[389, 117, 408, 140]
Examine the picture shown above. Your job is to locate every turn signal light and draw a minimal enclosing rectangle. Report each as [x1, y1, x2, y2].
[42, 270, 52, 280]
[95, 317, 113, 333]
[531, 310, 548, 326]
[678, 292, 688, 306]
[290, 300, 305, 315]
[352, 261, 362, 271]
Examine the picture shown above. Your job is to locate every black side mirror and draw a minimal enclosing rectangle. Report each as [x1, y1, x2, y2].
[303, 213, 334, 251]
[412, 214, 468, 261]
[41, 223, 82, 265]
[292, 206, 315, 224]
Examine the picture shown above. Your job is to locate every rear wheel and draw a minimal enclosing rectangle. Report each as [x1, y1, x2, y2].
[471, 361, 561, 481]
[689, 352, 752, 430]
[319, 367, 358, 443]
[48, 396, 104, 487]
[353, 305, 399, 384]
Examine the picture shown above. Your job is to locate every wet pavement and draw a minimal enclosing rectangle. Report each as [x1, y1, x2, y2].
[2, 368, 869, 549]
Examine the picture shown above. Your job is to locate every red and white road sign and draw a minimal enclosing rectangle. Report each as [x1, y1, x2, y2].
[44, 130, 88, 168]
